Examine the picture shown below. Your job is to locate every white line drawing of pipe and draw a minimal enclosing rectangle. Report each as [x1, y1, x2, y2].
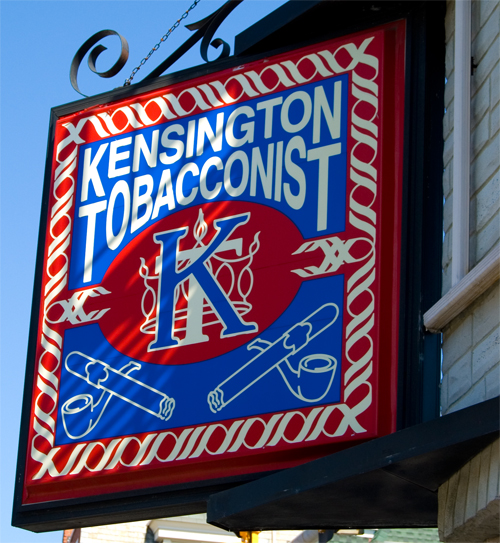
[62, 352, 175, 439]
[207, 303, 339, 413]
[62, 359, 140, 439]
[277, 353, 337, 403]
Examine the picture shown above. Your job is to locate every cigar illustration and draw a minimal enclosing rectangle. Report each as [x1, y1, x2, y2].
[64, 352, 175, 421]
[208, 303, 339, 413]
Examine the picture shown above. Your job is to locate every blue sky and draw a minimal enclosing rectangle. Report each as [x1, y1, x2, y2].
[0, 1, 286, 541]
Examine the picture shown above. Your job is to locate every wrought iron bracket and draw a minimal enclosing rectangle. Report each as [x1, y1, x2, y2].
[70, 0, 243, 97]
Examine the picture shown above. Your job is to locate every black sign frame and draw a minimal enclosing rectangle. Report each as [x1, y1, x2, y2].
[13, 0, 444, 532]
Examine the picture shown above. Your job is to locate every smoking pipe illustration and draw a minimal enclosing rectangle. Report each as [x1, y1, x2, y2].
[208, 303, 339, 413]
[62, 352, 175, 439]
[277, 353, 337, 403]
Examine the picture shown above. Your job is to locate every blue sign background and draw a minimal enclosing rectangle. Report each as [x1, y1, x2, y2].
[57, 74, 349, 445]
[57, 275, 344, 444]
[69, 75, 349, 289]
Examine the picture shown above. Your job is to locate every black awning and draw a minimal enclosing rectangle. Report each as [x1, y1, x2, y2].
[207, 398, 499, 531]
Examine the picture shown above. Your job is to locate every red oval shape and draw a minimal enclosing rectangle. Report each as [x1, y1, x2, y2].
[97, 201, 309, 365]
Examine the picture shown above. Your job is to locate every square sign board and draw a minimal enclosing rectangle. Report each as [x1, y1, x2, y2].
[18, 20, 405, 510]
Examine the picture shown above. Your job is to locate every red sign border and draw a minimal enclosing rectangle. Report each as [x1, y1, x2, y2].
[14, 15, 411, 527]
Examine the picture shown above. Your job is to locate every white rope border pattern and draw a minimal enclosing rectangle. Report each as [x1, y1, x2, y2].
[30, 36, 380, 481]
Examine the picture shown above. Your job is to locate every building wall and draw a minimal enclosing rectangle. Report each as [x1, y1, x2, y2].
[438, 1, 499, 541]
[441, 0, 499, 415]
[72, 516, 437, 543]
[438, 438, 499, 542]
[79, 520, 149, 543]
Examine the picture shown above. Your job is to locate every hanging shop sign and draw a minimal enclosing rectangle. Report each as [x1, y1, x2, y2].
[16, 19, 405, 516]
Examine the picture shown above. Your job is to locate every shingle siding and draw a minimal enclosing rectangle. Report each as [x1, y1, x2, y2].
[439, 2, 499, 540]
[441, 0, 499, 418]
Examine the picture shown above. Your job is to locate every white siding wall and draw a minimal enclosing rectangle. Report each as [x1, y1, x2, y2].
[80, 521, 149, 543]
[441, 0, 499, 415]
[438, 2, 499, 541]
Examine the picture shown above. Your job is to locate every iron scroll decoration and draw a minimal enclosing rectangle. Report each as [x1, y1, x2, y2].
[70, 30, 129, 96]
[70, 0, 243, 97]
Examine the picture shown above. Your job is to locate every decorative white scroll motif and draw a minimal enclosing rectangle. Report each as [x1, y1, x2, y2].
[291, 237, 374, 277]
[33, 401, 367, 480]
[45, 287, 110, 325]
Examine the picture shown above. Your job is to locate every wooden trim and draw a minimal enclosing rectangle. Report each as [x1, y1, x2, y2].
[451, 0, 471, 286]
[424, 245, 500, 333]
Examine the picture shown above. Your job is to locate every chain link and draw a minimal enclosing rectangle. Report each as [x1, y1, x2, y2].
[124, 0, 202, 86]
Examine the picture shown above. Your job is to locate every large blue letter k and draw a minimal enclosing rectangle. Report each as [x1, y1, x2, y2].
[149, 213, 257, 351]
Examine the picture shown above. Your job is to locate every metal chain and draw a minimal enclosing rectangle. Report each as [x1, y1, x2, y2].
[124, 0, 202, 86]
